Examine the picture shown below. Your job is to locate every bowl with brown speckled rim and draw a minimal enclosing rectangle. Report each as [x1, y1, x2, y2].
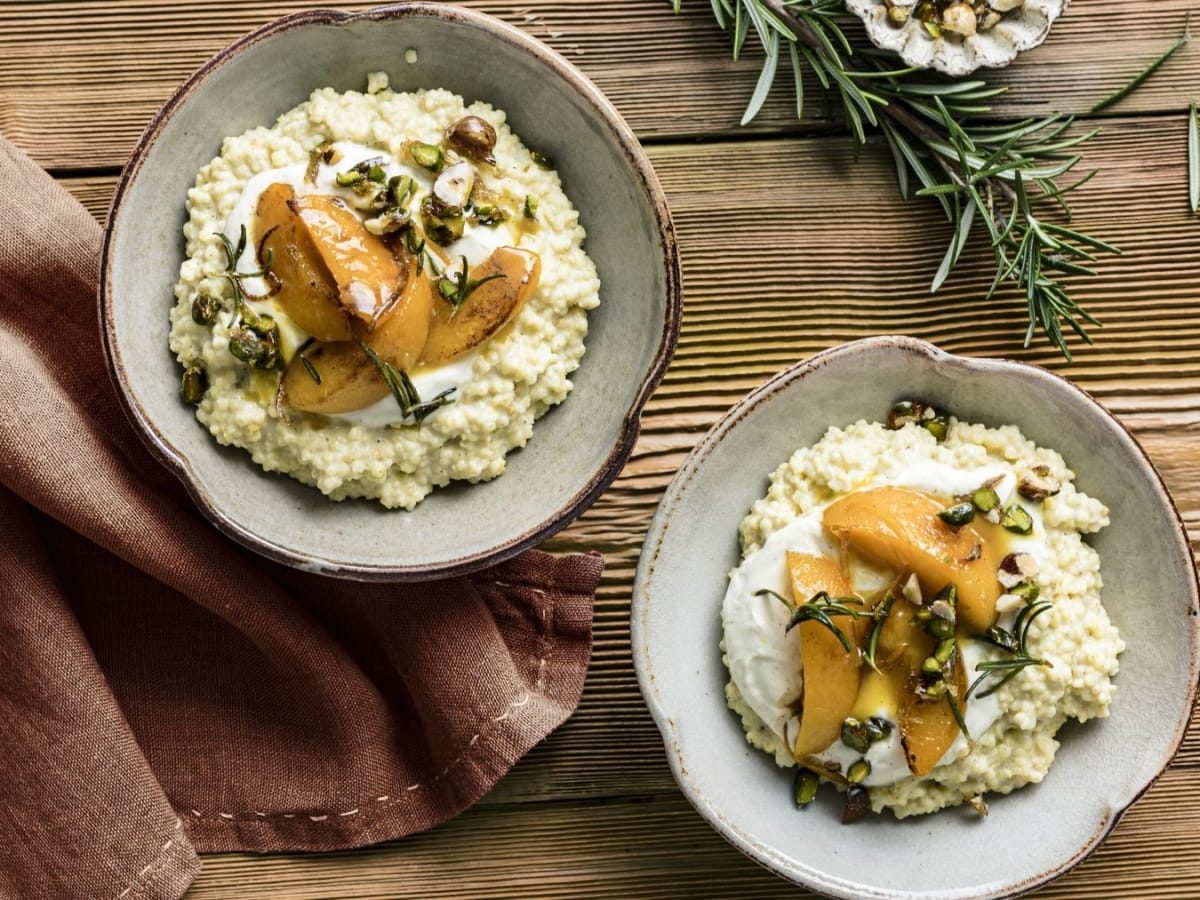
[632, 335, 1199, 899]
[100, 3, 681, 581]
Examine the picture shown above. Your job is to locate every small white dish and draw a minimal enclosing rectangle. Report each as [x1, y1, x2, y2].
[632, 336, 1198, 899]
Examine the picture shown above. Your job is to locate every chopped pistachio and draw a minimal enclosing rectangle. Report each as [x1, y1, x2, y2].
[191, 292, 221, 326]
[389, 174, 417, 207]
[1010, 581, 1041, 603]
[471, 203, 508, 226]
[934, 637, 956, 665]
[847, 759, 872, 785]
[410, 141, 445, 173]
[921, 656, 943, 676]
[530, 150, 553, 170]
[794, 768, 820, 807]
[968, 794, 990, 816]
[939, 501, 975, 527]
[524, 194, 539, 220]
[922, 414, 950, 442]
[366, 163, 387, 184]
[335, 170, 365, 188]
[972, 485, 1001, 513]
[180, 366, 207, 405]
[1001, 504, 1034, 535]
[405, 227, 426, 256]
[841, 718, 873, 754]
[928, 615, 955, 641]
[887, 399, 927, 429]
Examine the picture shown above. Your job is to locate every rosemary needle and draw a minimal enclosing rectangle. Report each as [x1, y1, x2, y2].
[1090, 25, 1190, 114]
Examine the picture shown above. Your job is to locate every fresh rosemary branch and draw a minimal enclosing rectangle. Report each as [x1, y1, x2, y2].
[356, 338, 456, 422]
[671, 0, 1136, 359]
[1089, 23, 1189, 114]
[966, 600, 1052, 700]
[757, 588, 869, 652]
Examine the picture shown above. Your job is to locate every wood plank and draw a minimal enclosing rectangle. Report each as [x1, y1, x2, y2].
[185, 768, 1200, 898]
[3, 0, 1198, 170]
[63, 114, 1200, 814]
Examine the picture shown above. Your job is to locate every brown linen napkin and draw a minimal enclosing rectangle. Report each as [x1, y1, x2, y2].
[0, 135, 602, 900]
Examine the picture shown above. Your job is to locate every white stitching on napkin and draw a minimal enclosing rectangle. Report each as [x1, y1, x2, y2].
[181, 578, 559, 825]
[115, 819, 182, 900]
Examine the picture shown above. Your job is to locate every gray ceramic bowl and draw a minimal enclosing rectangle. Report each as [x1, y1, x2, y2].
[101, 4, 680, 580]
[632, 336, 1199, 899]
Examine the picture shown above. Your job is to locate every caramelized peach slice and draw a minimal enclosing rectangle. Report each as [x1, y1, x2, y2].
[253, 183, 351, 342]
[281, 259, 435, 415]
[787, 551, 866, 759]
[898, 657, 967, 777]
[420, 247, 541, 366]
[291, 194, 404, 324]
[823, 486, 1002, 634]
[871, 592, 967, 776]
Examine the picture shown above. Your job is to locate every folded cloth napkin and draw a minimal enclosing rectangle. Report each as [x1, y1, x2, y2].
[0, 136, 602, 900]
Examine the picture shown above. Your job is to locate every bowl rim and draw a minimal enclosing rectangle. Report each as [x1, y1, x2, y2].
[98, 2, 682, 582]
[631, 335, 1200, 898]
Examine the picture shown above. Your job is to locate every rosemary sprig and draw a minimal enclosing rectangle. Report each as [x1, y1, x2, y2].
[671, 0, 1142, 359]
[437, 255, 507, 315]
[946, 689, 970, 742]
[355, 339, 456, 422]
[966, 600, 1052, 700]
[1089, 25, 1190, 114]
[863, 593, 894, 673]
[757, 588, 869, 653]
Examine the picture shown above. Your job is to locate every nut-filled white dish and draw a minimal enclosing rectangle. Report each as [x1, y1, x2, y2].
[633, 336, 1199, 898]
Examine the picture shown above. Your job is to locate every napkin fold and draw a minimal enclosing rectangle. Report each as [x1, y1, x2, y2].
[0, 136, 601, 900]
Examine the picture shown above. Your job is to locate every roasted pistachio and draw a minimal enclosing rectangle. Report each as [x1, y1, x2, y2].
[421, 199, 465, 246]
[524, 194, 539, 220]
[410, 141, 445, 173]
[180, 366, 207, 405]
[887, 399, 927, 429]
[922, 414, 950, 442]
[388, 174, 417, 207]
[928, 615, 955, 641]
[1009, 581, 1041, 603]
[335, 169, 365, 188]
[939, 501, 975, 527]
[934, 637, 956, 665]
[228, 314, 281, 370]
[446, 115, 498, 164]
[841, 717, 873, 754]
[471, 203, 508, 226]
[1018, 465, 1061, 500]
[921, 656, 943, 676]
[191, 292, 221, 325]
[842, 785, 871, 823]
[794, 768, 820, 808]
[868, 716, 893, 740]
[1001, 504, 1034, 535]
[972, 485, 1001, 513]
[847, 759, 871, 785]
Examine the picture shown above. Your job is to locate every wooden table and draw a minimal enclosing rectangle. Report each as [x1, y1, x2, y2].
[4, 1, 1198, 896]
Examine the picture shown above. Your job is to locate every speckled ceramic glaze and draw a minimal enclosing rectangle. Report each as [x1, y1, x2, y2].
[846, 0, 1070, 76]
[632, 336, 1199, 899]
[101, 4, 681, 581]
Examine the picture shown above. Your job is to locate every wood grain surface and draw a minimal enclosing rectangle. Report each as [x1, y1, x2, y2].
[7, 0, 1200, 897]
